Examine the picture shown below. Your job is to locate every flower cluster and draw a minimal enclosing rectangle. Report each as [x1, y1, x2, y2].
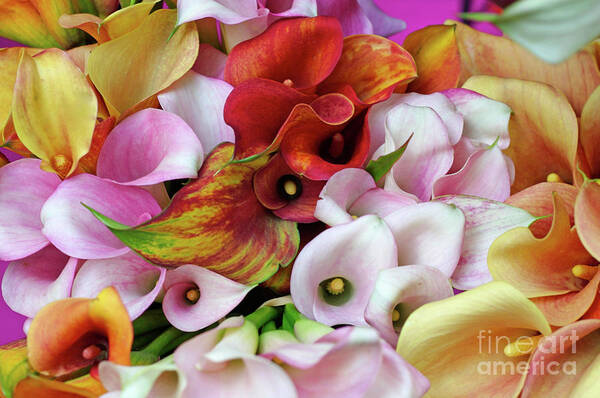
[1, 0, 600, 397]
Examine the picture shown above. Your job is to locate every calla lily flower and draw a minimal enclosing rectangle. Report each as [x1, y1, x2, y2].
[261, 325, 429, 398]
[13, 376, 104, 398]
[397, 281, 552, 398]
[489, 191, 600, 326]
[174, 317, 297, 398]
[71, 252, 166, 320]
[27, 286, 133, 377]
[99, 356, 186, 398]
[162, 264, 255, 332]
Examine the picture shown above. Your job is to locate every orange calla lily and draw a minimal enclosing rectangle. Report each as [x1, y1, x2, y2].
[13, 376, 102, 398]
[11, 48, 98, 178]
[27, 287, 133, 378]
[0, 152, 7, 168]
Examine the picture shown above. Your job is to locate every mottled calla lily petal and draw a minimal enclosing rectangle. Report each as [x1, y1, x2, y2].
[225, 16, 343, 89]
[0, 159, 60, 261]
[451, 20, 600, 116]
[89, 144, 299, 285]
[575, 179, 600, 260]
[316, 0, 372, 36]
[437, 195, 536, 290]
[162, 264, 254, 332]
[2, 246, 78, 319]
[12, 49, 97, 178]
[27, 287, 133, 377]
[403, 24, 460, 94]
[520, 319, 600, 398]
[383, 202, 465, 277]
[291, 215, 397, 326]
[356, 0, 406, 37]
[158, 71, 234, 155]
[580, 86, 600, 177]
[465, 0, 600, 64]
[13, 376, 101, 398]
[0, 2, 62, 48]
[41, 174, 161, 259]
[442, 87, 511, 148]
[433, 146, 511, 202]
[489, 193, 593, 298]
[99, 356, 185, 398]
[397, 282, 551, 398]
[365, 265, 453, 346]
[71, 252, 165, 320]
[319, 35, 417, 105]
[0, 48, 21, 133]
[97, 109, 204, 186]
[382, 103, 453, 201]
[462, 75, 578, 192]
[88, 9, 199, 116]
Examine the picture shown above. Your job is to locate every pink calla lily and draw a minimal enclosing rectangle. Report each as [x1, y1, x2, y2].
[1, 246, 79, 318]
[96, 108, 204, 186]
[162, 264, 255, 332]
[290, 215, 398, 326]
[71, 252, 166, 320]
[41, 173, 162, 259]
[0, 159, 61, 261]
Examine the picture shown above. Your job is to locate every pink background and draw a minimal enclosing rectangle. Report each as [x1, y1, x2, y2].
[0, 0, 498, 344]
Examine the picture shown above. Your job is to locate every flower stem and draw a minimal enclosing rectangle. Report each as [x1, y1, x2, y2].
[246, 306, 282, 329]
[133, 309, 170, 335]
[142, 327, 185, 357]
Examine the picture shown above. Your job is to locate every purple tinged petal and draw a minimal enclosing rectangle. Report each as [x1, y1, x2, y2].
[383, 202, 465, 277]
[364, 265, 453, 346]
[349, 188, 416, 218]
[383, 103, 454, 201]
[314, 168, 376, 226]
[290, 215, 397, 326]
[41, 174, 162, 259]
[221, 11, 269, 53]
[1, 246, 78, 318]
[0, 159, 60, 261]
[269, 0, 317, 17]
[71, 252, 166, 320]
[177, 0, 260, 25]
[443, 88, 511, 149]
[356, 0, 406, 37]
[316, 0, 373, 36]
[192, 44, 228, 79]
[364, 341, 430, 398]
[158, 71, 234, 155]
[433, 146, 512, 202]
[258, 330, 300, 354]
[263, 341, 335, 369]
[162, 265, 254, 332]
[436, 195, 536, 290]
[97, 109, 204, 186]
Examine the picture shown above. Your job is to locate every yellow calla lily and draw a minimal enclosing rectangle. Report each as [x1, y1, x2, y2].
[87, 9, 199, 118]
[12, 48, 98, 178]
[397, 281, 551, 398]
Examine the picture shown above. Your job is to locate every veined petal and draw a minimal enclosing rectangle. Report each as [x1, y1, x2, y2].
[319, 35, 417, 105]
[290, 215, 397, 326]
[88, 144, 299, 285]
[27, 287, 133, 377]
[158, 71, 234, 155]
[580, 86, 600, 177]
[442, 87, 511, 149]
[356, 0, 406, 37]
[489, 193, 593, 297]
[97, 109, 204, 186]
[0, 2, 61, 48]
[88, 9, 199, 116]
[0, 159, 60, 261]
[462, 75, 578, 192]
[28, 0, 85, 48]
[71, 252, 166, 320]
[397, 282, 551, 398]
[383, 202, 465, 277]
[575, 179, 600, 260]
[437, 195, 536, 290]
[451, 20, 600, 116]
[365, 265, 453, 347]
[316, 0, 373, 36]
[2, 246, 78, 318]
[403, 24, 460, 94]
[12, 49, 97, 178]
[0, 48, 21, 133]
[383, 103, 453, 201]
[41, 174, 162, 259]
[13, 376, 101, 398]
[162, 265, 254, 332]
[433, 146, 511, 202]
[177, 0, 259, 25]
[224, 16, 343, 89]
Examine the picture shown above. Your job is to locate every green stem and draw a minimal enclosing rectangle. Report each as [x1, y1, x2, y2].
[262, 321, 277, 333]
[284, 303, 306, 324]
[246, 306, 281, 329]
[142, 327, 185, 357]
[133, 309, 170, 335]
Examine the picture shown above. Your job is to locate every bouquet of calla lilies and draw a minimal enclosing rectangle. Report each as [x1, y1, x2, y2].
[1, 0, 600, 397]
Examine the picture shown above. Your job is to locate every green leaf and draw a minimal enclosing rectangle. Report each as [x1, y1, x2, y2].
[365, 134, 412, 182]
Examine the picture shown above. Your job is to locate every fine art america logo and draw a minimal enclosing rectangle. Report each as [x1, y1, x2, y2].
[476, 330, 577, 376]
